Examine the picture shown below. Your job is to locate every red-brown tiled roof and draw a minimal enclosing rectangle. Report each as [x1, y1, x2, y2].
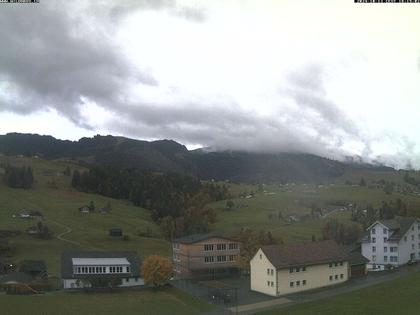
[261, 240, 349, 269]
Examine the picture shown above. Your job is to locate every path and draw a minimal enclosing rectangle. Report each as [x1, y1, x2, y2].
[48, 219, 80, 246]
[228, 298, 291, 314]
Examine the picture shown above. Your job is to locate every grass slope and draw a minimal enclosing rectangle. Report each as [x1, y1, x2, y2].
[211, 182, 420, 241]
[257, 271, 420, 315]
[0, 287, 214, 315]
[0, 156, 170, 276]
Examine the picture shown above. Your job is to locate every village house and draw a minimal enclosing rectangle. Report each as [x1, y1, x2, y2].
[361, 217, 420, 271]
[78, 206, 91, 214]
[172, 233, 241, 279]
[250, 240, 349, 297]
[19, 260, 47, 278]
[61, 251, 143, 289]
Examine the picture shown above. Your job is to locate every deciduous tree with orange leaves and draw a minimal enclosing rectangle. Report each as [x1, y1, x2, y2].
[141, 255, 173, 287]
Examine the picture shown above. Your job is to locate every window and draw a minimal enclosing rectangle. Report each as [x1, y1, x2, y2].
[126, 266, 130, 273]
[290, 282, 294, 287]
[372, 228, 376, 234]
[372, 237, 376, 243]
[271, 281, 274, 287]
[340, 274, 344, 279]
[384, 247, 387, 252]
[271, 269, 274, 275]
[329, 275, 333, 281]
[296, 281, 300, 286]
[335, 275, 338, 280]
[412, 244, 415, 250]
[173, 243, 180, 250]
[383, 228, 387, 234]
[372, 246, 376, 252]
[289, 268, 294, 273]
[390, 247, 397, 253]
[372, 255, 376, 262]
[329, 263, 332, 268]
[339, 262, 343, 266]
[217, 244, 227, 251]
[412, 235, 415, 241]
[260, 254, 262, 259]
[412, 226, 415, 231]
[77, 267, 81, 273]
[126, 278, 129, 282]
[267, 281, 270, 287]
[217, 255, 227, 262]
[228, 243, 238, 250]
[267, 268, 270, 275]
[383, 237, 387, 242]
[204, 244, 214, 251]
[204, 256, 214, 263]
[302, 266, 306, 271]
[296, 267, 300, 272]
[229, 255, 237, 262]
[302, 280, 306, 285]
[384, 256, 388, 262]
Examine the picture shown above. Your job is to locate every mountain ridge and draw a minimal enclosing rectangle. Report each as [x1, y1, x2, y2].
[0, 132, 394, 183]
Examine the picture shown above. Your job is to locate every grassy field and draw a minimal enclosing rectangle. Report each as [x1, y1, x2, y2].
[210, 181, 420, 242]
[0, 287, 214, 315]
[257, 271, 420, 315]
[0, 156, 170, 276]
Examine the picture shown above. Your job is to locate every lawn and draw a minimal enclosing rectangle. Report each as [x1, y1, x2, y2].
[0, 287, 215, 315]
[256, 271, 420, 315]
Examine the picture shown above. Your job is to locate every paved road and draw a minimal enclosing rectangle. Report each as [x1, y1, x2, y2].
[48, 219, 80, 246]
[228, 264, 420, 314]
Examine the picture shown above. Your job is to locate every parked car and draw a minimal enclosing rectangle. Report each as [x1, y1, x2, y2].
[407, 259, 417, 265]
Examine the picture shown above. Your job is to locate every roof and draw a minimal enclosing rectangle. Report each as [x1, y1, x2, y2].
[72, 258, 130, 266]
[173, 232, 237, 244]
[348, 251, 369, 266]
[261, 240, 349, 269]
[61, 251, 140, 279]
[363, 217, 418, 243]
[20, 260, 47, 272]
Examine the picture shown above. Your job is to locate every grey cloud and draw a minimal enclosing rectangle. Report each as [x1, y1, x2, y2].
[107, 0, 207, 22]
[0, 3, 156, 126]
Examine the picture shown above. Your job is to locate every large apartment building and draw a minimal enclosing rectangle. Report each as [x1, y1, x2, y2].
[172, 233, 241, 279]
[250, 240, 349, 297]
[361, 217, 420, 270]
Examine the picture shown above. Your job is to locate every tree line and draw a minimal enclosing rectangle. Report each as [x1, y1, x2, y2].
[3, 165, 34, 189]
[71, 166, 230, 238]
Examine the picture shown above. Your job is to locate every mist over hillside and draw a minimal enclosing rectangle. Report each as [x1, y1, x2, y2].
[0, 133, 398, 183]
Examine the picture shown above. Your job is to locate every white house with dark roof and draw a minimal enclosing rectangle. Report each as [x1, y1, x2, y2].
[61, 251, 144, 289]
[250, 240, 349, 297]
[361, 217, 420, 270]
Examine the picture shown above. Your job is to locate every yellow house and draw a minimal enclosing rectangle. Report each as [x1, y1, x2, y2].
[250, 240, 349, 296]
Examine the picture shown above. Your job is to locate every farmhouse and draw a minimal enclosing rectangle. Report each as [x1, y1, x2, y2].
[361, 217, 420, 270]
[61, 251, 144, 289]
[19, 260, 47, 278]
[250, 240, 349, 297]
[79, 206, 91, 214]
[172, 232, 241, 279]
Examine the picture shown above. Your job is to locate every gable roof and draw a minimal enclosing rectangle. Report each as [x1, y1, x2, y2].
[61, 251, 140, 279]
[173, 232, 237, 244]
[261, 240, 349, 269]
[363, 217, 418, 243]
[20, 260, 47, 273]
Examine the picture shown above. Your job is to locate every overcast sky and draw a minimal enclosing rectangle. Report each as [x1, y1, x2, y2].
[0, 0, 419, 168]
